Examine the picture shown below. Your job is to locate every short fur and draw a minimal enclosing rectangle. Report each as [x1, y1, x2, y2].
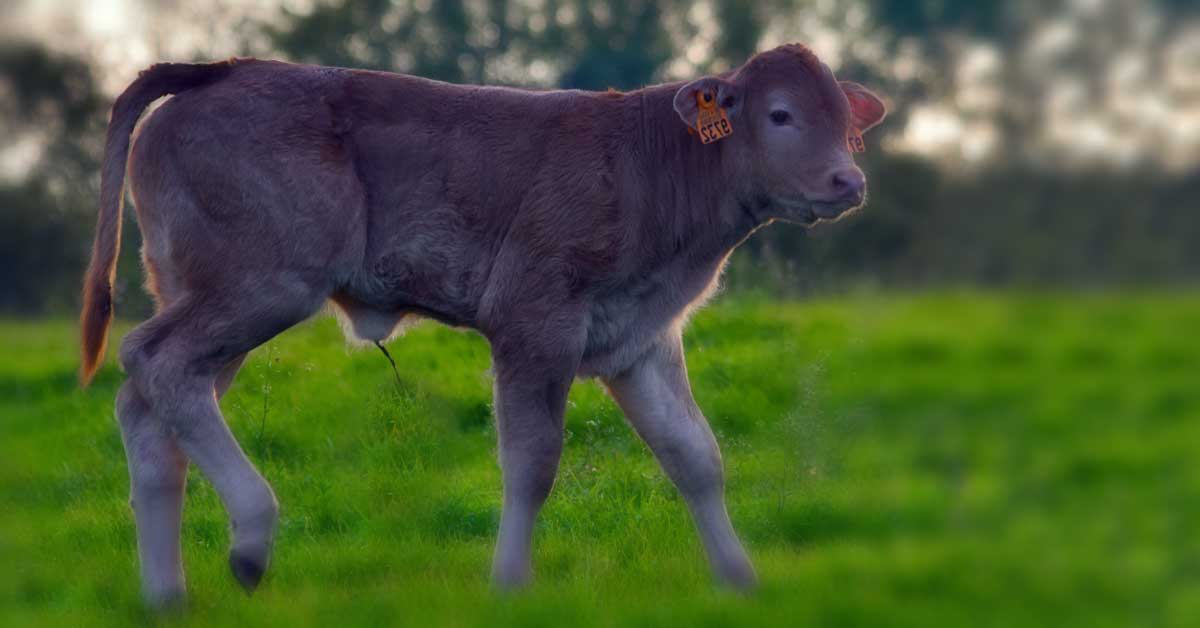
[80, 44, 884, 605]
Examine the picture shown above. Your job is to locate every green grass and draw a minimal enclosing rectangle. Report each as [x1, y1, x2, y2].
[3, 292, 1200, 627]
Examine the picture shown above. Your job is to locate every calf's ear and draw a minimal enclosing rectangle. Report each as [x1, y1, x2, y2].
[840, 81, 887, 132]
[673, 76, 742, 127]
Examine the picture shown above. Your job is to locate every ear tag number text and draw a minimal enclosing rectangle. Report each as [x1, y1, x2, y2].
[695, 91, 733, 144]
[848, 131, 866, 153]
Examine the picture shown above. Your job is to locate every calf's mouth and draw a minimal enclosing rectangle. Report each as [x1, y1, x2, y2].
[774, 194, 866, 225]
[811, 196, 866, 220]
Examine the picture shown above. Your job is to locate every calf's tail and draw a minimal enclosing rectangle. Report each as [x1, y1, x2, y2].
[79, 60, 237, 385]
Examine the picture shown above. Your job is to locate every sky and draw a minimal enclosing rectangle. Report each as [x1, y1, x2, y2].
[4, 0, 1200, 173]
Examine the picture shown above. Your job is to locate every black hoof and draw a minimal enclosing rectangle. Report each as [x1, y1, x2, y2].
[229, 549, 267, 593]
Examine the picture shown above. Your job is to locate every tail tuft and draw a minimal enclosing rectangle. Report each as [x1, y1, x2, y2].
[79, 276, 114, 386]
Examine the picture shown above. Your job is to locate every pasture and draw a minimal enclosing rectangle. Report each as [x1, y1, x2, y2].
[3, 292, 1198, 627]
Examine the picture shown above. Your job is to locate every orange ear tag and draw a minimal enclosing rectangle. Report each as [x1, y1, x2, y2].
[848, 129, 866, 153]
[694, 91, 733, 144]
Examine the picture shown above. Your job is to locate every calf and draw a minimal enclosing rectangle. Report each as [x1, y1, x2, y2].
[80, 43, 885, 605]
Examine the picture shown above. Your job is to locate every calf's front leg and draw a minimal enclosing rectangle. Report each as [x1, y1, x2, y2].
[604, 333, 757, 589]
[489, 349, 576, 588]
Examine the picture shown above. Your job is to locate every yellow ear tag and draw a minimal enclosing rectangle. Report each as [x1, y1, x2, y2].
[848, 129, 866, 153]
[695, 91, 732, 144]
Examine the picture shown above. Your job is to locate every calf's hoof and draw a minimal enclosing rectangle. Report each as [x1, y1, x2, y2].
[229, 547, 268, 593]
[715, 557, 758, 592]
[228, 499, 278, 593]
[490, 561, 533, 591]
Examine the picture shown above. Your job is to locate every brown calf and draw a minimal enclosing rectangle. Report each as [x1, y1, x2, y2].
[80, 44, 885, 605]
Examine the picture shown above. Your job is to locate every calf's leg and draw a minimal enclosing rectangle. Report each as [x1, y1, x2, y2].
[604, 333, 756, 589]
[116, 382, 188, 606]
[121, 281, 323, 600]
[489, 348, 578, 588]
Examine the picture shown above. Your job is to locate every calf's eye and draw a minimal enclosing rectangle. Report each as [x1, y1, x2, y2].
[770, 110, 791, 125]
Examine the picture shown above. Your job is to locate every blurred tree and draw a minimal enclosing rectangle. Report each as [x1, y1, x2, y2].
[0, 42, 105, 194]
[265, 0, 779, 90]
[0, 41, 154, 316]
[852, 0, 1199, 170]
[0, 42, 114, 314]
[554, 1, 674, 89]
[0, 180, 88, 312]
[869, 0, 1015, 38]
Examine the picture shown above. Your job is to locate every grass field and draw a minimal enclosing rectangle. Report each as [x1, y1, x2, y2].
[3, 292, 1200, 627]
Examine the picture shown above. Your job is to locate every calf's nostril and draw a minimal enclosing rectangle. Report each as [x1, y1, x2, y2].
[831, 169, 865, 198]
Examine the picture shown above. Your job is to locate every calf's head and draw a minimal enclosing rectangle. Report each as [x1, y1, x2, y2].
[673, 44, 887, 224]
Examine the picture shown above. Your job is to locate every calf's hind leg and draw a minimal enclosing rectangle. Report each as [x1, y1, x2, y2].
[121, 281, 324, 598]
[116, 382, 188, 606]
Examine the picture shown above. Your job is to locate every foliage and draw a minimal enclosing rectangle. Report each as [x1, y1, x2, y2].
[3, 293, 1200, 626]
[737, 157, 1200, 294]
[0, 181, 89, 313]
[0, 41, 106, 187]
[0, 42, 133, 315]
